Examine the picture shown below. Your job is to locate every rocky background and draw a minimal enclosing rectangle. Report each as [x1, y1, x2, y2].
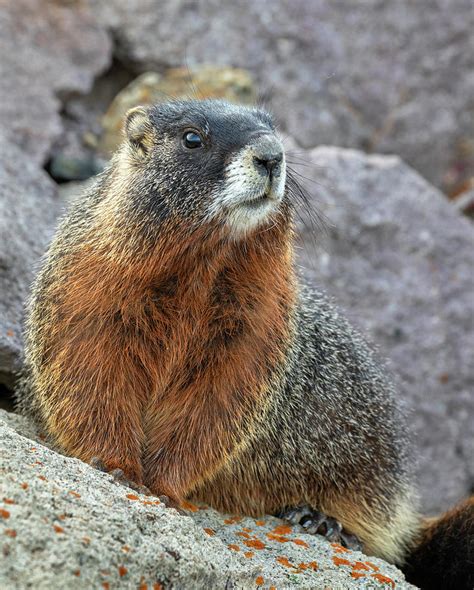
[0, 1, 473, 588]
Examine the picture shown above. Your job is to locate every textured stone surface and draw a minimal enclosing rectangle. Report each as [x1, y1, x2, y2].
[99, 67, 257, 154]
[293, 146, 474, 514]
[0, 139, 64, 387]
[88, 0, 474, 195]
[0, 0, 110, 384]
[0, 410, 415, 589]
[0, 0, 111, 165]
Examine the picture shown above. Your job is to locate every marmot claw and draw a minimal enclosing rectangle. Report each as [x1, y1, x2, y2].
[278, 505, 362, 551]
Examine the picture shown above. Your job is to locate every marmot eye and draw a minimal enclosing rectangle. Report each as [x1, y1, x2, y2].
[183, 131, 203, 149]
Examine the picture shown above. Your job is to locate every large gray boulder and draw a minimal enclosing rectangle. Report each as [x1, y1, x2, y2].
[89, 0, 473, 194]
[0, 0, 111, 165]
[0, 410, 414, 589]
[0, 139, 64, 386]
[294, 146, 474, 514]
[0, 0, 111, 385]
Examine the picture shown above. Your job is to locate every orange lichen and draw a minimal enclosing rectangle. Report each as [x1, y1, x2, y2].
[203, 528, 215, 536]
[276, 556, 294, 568]
[266, 532, 288, 543]
[0, 509, 10, 519]
[21, 483, 28, 490]
[242, 527, 253, 533]
[272, 524, 292, 535]
[228, 544, 240, 551]
[224, 515, 242, 524]
[138, 584, 148, 590]
[243, 539, 266, 550]
[331, 543, 349, 553]
[82, 536, 91, 545]
[126, 493, 139, 501]
[352, 561, 370, 571]
[292, 538, 309, 548]
[244, 551, 254, 558]
[38, 475, 47, 481]
[332, 556, 352, 567]
[351, 572, 366, 580]
[69, 491, 81, 498]
[73, 570, 80, 577]
[365, 561, 380, 571]
[371, 573, 395, 588]
[236, 531, 251, 539]
[53, 525, 64, 533]
[4, 529, 16, 538]
[255, 576, 264, 585]
[439, 373, 449, 384]
[30, 447, 37, 451]
[118, 565, 128, 577]
[181, 501, 199, 512]
[255, 520, 265, 526]
[33, 461, 43, 466]
[102, 583, 110, 590]
[152, 584, 163, 590]
[269, 587, 276, 590]
[122, 545, 130, 553]
[3, 498, 15, 505]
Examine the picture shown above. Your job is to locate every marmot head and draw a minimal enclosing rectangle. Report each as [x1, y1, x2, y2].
[119, 99, 287, 238]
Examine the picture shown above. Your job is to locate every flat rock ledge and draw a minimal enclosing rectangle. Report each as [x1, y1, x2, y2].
[0, 410, 415, 589]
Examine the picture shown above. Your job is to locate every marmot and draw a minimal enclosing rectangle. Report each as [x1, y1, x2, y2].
[17, 100, 473, 589]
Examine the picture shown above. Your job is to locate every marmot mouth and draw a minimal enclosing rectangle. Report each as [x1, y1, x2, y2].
[242, 193, 271, 209]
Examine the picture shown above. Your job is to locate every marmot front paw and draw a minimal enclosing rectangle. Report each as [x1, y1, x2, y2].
[277, 505, 362, 551]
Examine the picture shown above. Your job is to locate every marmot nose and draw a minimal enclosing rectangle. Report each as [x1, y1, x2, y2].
[253, 152, 283, 177]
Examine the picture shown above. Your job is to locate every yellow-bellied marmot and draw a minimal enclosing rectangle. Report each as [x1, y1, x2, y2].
[17, 100, 473, 589]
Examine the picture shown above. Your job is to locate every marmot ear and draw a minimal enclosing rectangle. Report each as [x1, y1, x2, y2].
[124, 106, 154, 157]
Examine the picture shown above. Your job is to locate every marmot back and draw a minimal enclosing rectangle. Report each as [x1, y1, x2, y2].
[17, 99, 473, 589]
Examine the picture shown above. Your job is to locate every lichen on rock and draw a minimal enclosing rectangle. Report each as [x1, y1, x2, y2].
[0, 410, 415, 589]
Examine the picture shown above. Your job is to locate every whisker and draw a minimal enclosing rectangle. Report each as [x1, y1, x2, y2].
[286, 166, 330, 189]
[284, 168, 331, 271]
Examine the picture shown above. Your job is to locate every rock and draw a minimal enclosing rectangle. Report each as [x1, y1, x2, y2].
[89, 0, 474, 194]
[292, 146, 474, 514]
[48, 154, 105, 183]
[0, 0, 111, 165]
[0, 0, 110, 387]
[99, 67, 257, 154]
[47, 61, 138, 175]
[0, 139, 64, 387]
[0, 410, 415, 589]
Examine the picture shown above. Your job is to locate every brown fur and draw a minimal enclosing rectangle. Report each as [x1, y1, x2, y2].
[35, 209, 295, 502]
